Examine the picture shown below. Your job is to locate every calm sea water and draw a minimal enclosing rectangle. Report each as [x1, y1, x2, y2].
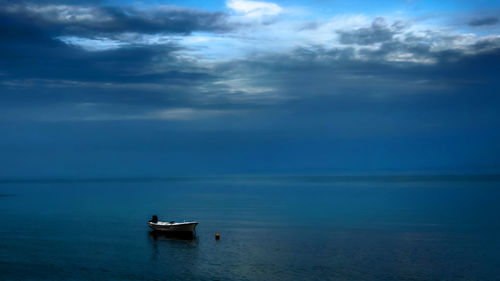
[1, 175, 500, 281]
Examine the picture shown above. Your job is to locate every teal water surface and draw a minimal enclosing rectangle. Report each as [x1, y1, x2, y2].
[1, 176, 500, 280]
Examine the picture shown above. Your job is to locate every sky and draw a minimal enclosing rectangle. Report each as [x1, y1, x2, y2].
[1, 0, 500, 178]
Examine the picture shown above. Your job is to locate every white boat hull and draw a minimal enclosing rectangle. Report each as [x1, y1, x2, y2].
[148, 221, 198, 232]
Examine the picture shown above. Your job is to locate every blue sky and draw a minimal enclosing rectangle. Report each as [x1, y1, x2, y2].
[1, 0, 500, 177]
[105, 0, 497, 12]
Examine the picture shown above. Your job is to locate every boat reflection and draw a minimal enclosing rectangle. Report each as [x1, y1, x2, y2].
[148, 230, 197, 242]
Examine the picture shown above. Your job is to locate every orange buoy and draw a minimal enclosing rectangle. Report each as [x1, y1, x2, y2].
[215, 233, 220, 240]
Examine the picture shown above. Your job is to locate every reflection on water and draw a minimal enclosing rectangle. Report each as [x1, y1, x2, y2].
[148, 230, 197, 242]
[147, 230, 198, 261]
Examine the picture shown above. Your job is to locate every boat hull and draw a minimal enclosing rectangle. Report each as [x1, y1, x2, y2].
[148, 221, 198, 233]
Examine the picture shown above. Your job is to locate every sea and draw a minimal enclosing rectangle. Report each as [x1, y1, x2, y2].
[1, 175, 499, 281]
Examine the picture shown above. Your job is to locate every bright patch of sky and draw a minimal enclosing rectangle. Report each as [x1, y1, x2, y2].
[57, 36, 129, 51]
[104, 0, 500, 14]
[58, 0, 500, 63]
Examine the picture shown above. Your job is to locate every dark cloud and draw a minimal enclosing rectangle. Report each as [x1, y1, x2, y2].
[0, 2, 221, 84]
[0, 39, 188, 82]
[0, 1, 230, 123]
[212, 36, 500, 136]
[11, 0, 105, 3]
[0, 4, 499, 123]
[468, 16, 499, 27]
[473, 36, 500, 53]
[0, 2, 231, 37]
[338, 17, 395, 45]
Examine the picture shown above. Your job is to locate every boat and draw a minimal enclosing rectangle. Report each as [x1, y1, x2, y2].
[147, 215, 198, 233]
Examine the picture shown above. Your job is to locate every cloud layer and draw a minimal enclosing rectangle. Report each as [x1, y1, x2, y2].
[1, 0, 500, 175]
[1, 3, 230, 36]
[469, 16, 499, 27]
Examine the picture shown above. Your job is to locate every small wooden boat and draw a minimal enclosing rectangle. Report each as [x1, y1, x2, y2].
[147, 215, 198, 233]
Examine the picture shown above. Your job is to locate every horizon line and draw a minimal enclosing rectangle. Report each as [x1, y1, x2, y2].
[2, 173, 500, 184]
